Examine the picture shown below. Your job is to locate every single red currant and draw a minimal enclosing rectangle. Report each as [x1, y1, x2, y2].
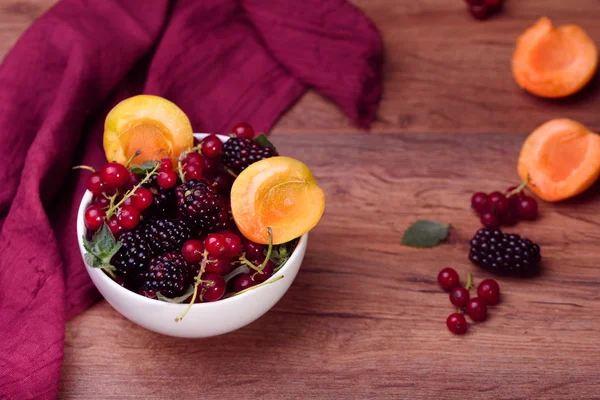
[251, 260, 275, 283]
[233, 273, 257, 292]
[198, 155, 220, 171]
[471, 192, 489, 214]
[465, 297, 488, 322]
[477, 279, 500, 306]
[93, 195, 110, 209]
[183, 163, 202, 181]
[182, 240, 205, 263]
[159, 158, 173, 172]
[86, 173, 106, 195]
[232, 122, 255, 139]
[184, 152, 203, 166]
[223, 233, 242, 258]
[131, 187, 153, 210]
[201, 134, 223, 158]
[199, 273, 226, 302]
[100, 162, 129, 189]
[243, 240, 265, 261]
[438, 268, 459, 292]
[117, 205, 141, 231]
[205, 233, 226, 257]
[469, 4, 488, 20]
[487, 191, 508, 216]
[501, 209, 519, 226]
[449, 286, 470, 308]
[84, 205, 106, 231]
[107, 215, 123, 237]
[480, 212, 500, 228]
[447, 313, 468, 334]
[157, 170, 177, 189]
[205, 256, 233, 275]
[206, 172, 233, 194]
[517, 196, 538, 220]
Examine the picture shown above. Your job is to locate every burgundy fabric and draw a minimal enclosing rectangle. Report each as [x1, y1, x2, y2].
[0, 0, 382, 398]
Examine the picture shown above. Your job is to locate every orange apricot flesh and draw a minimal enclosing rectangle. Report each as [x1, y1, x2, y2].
[518, 119, 600, 201]
[231, 156, 325, 245]
[104, 95, 193, 165]
[512, 17, 598, 98]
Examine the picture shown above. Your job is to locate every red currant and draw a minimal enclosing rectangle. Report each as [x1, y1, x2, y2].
[157, 170, 177, 189]
[86, 173, 106, 195]
[251, 260, 275, 283]
[447, 313, 468, 335]
[469, 4, 488, 20]
[477, 279, 500, 305]
[100, 162, 129, 189]
[501, 210, 519, 226]
[93, 196, 110, 209]
[205, 256, 233, 275]
[184, 152, 203, 166]
[471, 192, 488, 214]
[131, 187, 153, 210]
[487, 191, 508, 216]
[480, 212, 499, 228]
[159, 158, 173, 171]
[198, 155, 220, 171]
[84, 205, 106, 231]
[449, 286, 470, 308]
[183, 163, 202, 181]
[517, 196, 538, 220]
[107, 215, 123, 238]
[484, 0, 502, 7]
[206, 172, 233, 194]
[117, 205, 140, 231]
[232, 122, 255, 139]
[182, 240, 205, 263]
[233, 273, 257, 292]
[438, 268, 459, 292]
[465, 297, 488, 322]
[222, 233, 242, 258]
[205, 233, 226, 257]
[244, 240, 265, 261]
[199, 273, 226, 302]
[201, 134, 223, 158]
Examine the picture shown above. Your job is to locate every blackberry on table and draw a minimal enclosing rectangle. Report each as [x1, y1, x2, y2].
[175, 179, 226, 233]
[139, 254, 189, 298]
[469, 228, 541, 276]
[221, 137, 278, 174]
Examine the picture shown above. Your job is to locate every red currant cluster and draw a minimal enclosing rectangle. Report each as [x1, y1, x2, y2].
[438, 268, 501, 335]
[471, 182, 539, 229]
[465, 0, 503, 20]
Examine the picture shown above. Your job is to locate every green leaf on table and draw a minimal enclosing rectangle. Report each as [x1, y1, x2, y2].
[253, 133, 276, 150]
[129, 160, 158, 175]
[401, 220, 450, 248]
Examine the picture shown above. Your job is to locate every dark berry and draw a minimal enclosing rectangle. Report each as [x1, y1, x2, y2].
[232, 123, 255, 139]
[199, 272, 226, 302]
[100, 162, 129, 189]
[201, 134, 223, 158]
[140, 255, 189, 298]
[517, 196, 538, 220]
[480, 212, 499, 228]
[447, 313, 468, 335]
[465, 297, 487, 321]
[84, 205, 105, 231]
[182, 240, 205, 263]
[437, 268, 459, 292]
[221, 137, 278, 174]
[145, 218, 196, 254]
[183, 163, 203, 181]
[175, 180, 226, 233]
[449, 286, 470, 308]
[244, 240, 265, 262]
[205, 233, 226, 257]
[477, 279, 500, 305]
[469, 228, 541, 276]
[234, 273, 256, 292]
[487, 192, 508, 216]
[157, 170, 177, 189]
[86, 173, 106, 195]
[111, 229, 155, 277]
[223, 233, 242, 258]
[469, 4, 488, 20]
[123, 171, 141, 191]
[156, 251, 200, 282]
[471, 192, 488, 214]
[117, 205, 141, 231]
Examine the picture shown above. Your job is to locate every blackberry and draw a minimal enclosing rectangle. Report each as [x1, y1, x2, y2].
[145, 218, 195, 253]
[175, 180, 227, 233]
[143, 175, 177, 218]
[155, 251, 200, 281]
[139, 254, 189, 298]
[469, 228, 541, 276]
[221, 137, 278, 174]
[111, 229, 155, 278]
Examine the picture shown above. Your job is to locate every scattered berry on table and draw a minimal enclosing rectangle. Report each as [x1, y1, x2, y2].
[446, 313, 468, 335]
[437, 267, 460, 292]
[221, 137, 278, 174]
[469, 228, 541, 276]
[471, 192, 489, 214]
[477, 279, 500, 305]
[465, 297, 488, 321]
[480, 212, 500, 228]
[487, 191, 508, 216]
[517, 196, 538, 220]
[449, 286, 470, 308]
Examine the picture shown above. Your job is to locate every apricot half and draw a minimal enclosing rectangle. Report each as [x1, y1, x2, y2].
[518, 119, 600, 202]
[103, 95, 193, 165]
[231, 156, 325, 245]
[512, 17, 598, 98]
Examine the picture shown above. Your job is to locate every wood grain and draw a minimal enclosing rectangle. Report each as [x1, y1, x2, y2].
[60, 134, 600, 399]
[4, 0, 600, 134]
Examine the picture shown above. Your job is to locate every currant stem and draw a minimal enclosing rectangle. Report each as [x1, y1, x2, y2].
[72, 165, 96, 173]
[177, 158, 185, 183]
[465, 272, 473, 291]
[176, 250, 208, 322]
[125, 150, 142, 168]
[256, 227, 273, 272]
[223, 166, 238, 178]
[228, 275, 284, 298]
[105, 164, 160, 219]
[506, 175, 531, 198]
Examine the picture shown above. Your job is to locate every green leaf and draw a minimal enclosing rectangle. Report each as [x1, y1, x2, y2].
[401, 220, 450, 248]
[156, 286, 195, 303]
[224, 265, 250, 283]
[253, 133, 276, 150]
[129, 160, 158, 175]
[82, 223, 120, 271]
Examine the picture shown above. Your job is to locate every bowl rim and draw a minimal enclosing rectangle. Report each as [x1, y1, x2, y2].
[77, 133, 307, 309]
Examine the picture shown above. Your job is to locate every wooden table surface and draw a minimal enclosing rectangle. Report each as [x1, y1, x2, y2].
[2, 1, 600, 399]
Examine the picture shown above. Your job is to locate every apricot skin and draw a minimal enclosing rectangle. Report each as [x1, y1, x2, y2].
[512, 17, 598, 98]
[518, 119, 600, 202]
[231, 156, 325, 245]
[103, 95, 193, 165]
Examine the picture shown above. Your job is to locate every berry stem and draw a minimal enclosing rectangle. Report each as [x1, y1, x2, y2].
[177, 158, 185, 183]
[227, 275, 284, 298]
[257, 227, 273, 272]
[72, 165, 96, 173]
[105, 164, 160, 219]
[223, 165, 238, 178]
[176, 250, 209, 322]
[465, 271, 473, 291]
[506, 175, 531, 198]
[224, 265, 251, 283]
[125, 150, 142, 168]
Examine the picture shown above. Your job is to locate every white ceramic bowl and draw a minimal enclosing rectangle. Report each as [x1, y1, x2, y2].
[77, 134, 307, 338]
